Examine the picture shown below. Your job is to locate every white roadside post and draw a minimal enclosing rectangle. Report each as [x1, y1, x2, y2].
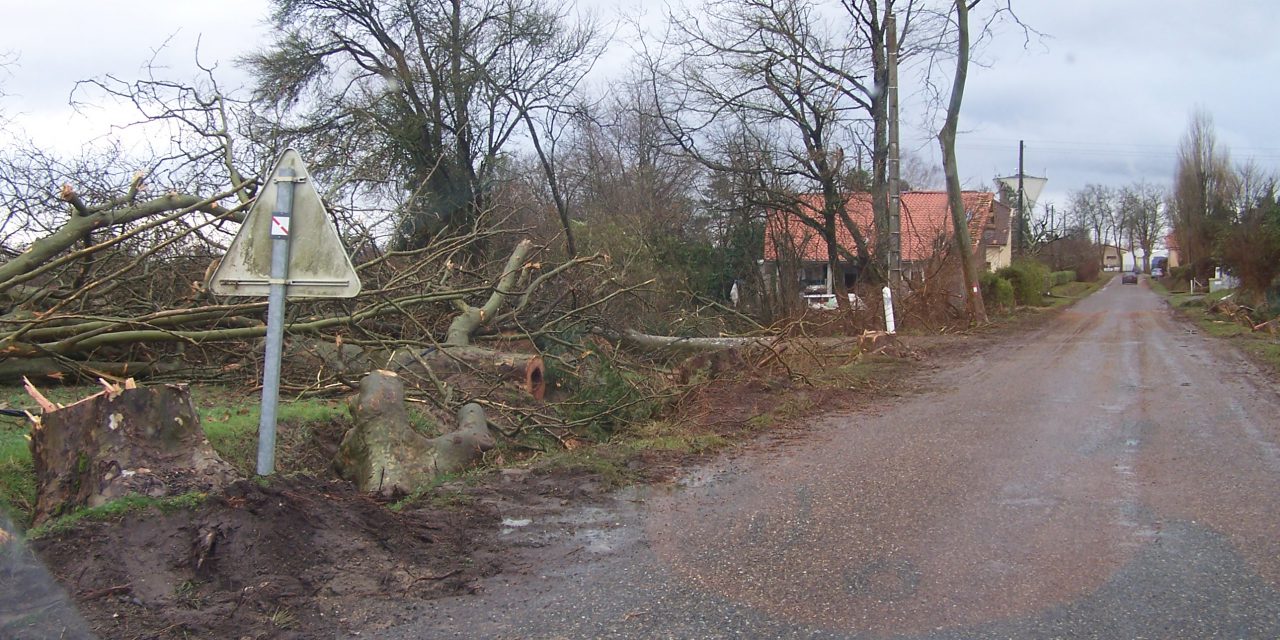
[208, 149, 362, 476]
[882, 285, 896, 335]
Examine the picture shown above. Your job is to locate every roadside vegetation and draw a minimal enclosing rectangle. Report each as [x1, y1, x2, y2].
[0, 336, 918, 532]
[1152, 281, 1280, 375]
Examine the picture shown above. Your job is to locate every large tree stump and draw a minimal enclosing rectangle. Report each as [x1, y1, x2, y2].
[334, 370, 495, 496]
[28, 381, 237, 525]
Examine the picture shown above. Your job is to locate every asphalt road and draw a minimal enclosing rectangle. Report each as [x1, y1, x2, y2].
[385, 277, 1280, 639]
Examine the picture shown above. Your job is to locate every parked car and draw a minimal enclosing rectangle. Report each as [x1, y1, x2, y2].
[1122, 271, 1138, 285]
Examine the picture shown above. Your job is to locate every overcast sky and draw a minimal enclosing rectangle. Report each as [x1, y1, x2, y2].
[2, 0, 1277, 216]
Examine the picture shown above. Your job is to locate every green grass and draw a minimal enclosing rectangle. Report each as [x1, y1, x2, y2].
[27, 492, 207, 539]
[1155, 287, 1280, 374]
[200, 395, 345, 475]
[534, 448, 639, 488]
[812, 354, 909, 389]
[0, 425, 35, 526]
[619, 420, 731, 455]
[1044, 273, 1113, 308]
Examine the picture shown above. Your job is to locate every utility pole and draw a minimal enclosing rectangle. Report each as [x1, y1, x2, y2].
[1017, 140, 1025, 254]
[887, 12, 902, 289]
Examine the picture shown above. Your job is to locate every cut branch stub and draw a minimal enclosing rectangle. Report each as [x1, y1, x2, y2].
[408, 347, 545, 401]
[27, 382, 238, 525]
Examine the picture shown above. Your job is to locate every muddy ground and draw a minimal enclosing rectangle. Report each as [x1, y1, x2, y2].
[5, 322, 1012, 640]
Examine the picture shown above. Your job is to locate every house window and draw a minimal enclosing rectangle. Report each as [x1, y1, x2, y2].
[800, 264, 826, 287]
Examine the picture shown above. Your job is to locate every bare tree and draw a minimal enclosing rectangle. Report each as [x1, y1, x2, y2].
[1118, 181, 1165, 272]
[649, 0, 880, 308]
[1171, 110, 1234, 279]
[244, 0, 603, 249]
[937, 0, 985, 323]
[1069, 184, 1114, 270]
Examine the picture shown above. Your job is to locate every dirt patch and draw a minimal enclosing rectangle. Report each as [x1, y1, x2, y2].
[31, 476, 502, 639]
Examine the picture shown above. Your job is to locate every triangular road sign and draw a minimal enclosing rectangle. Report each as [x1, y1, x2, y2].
[209, 149, 361, 298]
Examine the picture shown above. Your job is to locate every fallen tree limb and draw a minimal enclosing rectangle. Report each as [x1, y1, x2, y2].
[0, 359, 179, 384]
[0, 187, 247, 295]
[445, 239, 534, 346]
[617, 329, 779, 352]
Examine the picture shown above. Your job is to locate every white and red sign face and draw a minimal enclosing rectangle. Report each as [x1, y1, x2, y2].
[271, 215, 291, 237]
[209, 148, 361, 298]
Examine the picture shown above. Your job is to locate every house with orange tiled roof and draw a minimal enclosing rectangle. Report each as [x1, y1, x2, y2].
[763, 191, 1011, 298]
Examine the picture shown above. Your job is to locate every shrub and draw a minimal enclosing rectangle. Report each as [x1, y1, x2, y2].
[1075, 260, 1100, 282]
[1050, 270, 1077, 286]
[980, 272, 1015, 311]
[1170, 265, 1194, 284]
[563, 355, 666, 442]
[1220, 204, 1280, 307]
[996, 259, 1051, 306]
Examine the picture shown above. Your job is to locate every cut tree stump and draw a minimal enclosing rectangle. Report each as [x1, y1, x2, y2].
[27, 380, 237, 525]
[334, 370, 495, 496]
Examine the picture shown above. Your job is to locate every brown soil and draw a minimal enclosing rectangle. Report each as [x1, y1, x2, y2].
[18, 319, 1047, 640]
[31, 477, 498, 639]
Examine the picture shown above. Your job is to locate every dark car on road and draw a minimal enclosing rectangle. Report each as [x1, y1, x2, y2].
[1122, 271, 1139, 284]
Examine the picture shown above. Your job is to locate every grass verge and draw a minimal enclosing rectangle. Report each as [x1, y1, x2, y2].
[1154, 285, 1280, 374]
[26, 492, 208, 540]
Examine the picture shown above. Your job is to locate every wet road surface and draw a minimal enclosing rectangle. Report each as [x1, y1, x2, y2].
[383, 278, 1280, 639]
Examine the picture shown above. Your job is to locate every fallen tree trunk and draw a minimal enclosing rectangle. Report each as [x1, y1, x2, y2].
[295, 340, 546, 400]
[334, 370, 494, 496]
[397, 347, 546, 401]
[619, 329, 779, 352]
[619, 329, 900, 356]
[27, 379, 238, 525]
[0, 358, 182, 384]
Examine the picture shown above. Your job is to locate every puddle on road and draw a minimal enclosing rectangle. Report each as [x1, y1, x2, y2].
[678, 468, 721, 488]
[500, 517, 533, 534]
[495, 502, 640, 558]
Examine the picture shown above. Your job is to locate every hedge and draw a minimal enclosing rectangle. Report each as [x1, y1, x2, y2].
[980, 272, 1015, 310]
[996, 259, 1051, 306]
[1050, 270, 1077, 286]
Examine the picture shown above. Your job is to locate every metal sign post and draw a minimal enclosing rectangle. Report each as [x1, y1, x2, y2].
[209, 148, 361, 477]
[257, 168, 298, 476]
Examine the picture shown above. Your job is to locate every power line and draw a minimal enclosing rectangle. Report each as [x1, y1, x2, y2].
[956, 139, 1280, 162]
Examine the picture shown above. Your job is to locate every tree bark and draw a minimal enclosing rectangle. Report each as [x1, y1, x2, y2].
[334, 370, 494, 496]
[0, 359, 180, 384]
[938, 0, 988, 324]
[27, 381, 238, 525]
[444, 239, 534, 346]
[619, 329, 778, 352]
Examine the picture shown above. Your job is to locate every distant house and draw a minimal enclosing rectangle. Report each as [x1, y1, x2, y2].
[762, 191, 1010, 297]
[1100, 244, 1129, 271]
[1164, 232, 1182, 269]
